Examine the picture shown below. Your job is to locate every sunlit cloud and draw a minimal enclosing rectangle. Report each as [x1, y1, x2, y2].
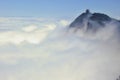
[22, 25, 38, 32]
[0, 30, 49, 45]
[59, 20, 70, 26]
[0, 18, 57, 45]
[44, 23, 56, 30]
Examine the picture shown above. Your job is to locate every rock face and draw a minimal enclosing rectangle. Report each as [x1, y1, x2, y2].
[69, 9, 120, 32]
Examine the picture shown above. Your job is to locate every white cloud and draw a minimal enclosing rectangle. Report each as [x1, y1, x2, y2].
[7, 76, 17, 80]
[22, 25, 38, 32]
[0, 17, 120, 80]
[0, 17, 10, 22]
[0, 30, 50, 45]
[44, 23, 56, 30]
[59, 20, 69, 26]
[0, 17, 58, 45]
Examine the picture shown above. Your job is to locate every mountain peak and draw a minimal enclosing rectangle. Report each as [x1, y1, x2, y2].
[69, 10, 115, 32]
[69, 9, 92, 28]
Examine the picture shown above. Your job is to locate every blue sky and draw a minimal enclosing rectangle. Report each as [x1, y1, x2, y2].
[0, 0, 120, 18]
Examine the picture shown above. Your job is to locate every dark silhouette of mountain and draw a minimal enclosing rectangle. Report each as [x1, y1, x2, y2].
[69, 9, 120, 32]
[116, 75, 120, 80]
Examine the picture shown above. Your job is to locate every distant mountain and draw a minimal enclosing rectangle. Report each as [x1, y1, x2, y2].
[69, 9, 120, 33]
